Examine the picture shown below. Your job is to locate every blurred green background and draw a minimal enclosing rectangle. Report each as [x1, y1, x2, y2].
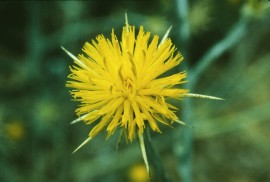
[0, 1, 270, 182]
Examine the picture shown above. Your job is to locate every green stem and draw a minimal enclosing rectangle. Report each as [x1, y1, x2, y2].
[143, 127, 171, 182]
[175, 0, 193, 182]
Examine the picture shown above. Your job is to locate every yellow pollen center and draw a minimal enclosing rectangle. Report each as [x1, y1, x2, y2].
[122, 77, 137, 101]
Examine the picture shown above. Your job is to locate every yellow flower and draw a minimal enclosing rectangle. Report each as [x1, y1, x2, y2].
[63, 17, 190, 153]
[128, 163, 150, 182]
[5, 121, 25, 141]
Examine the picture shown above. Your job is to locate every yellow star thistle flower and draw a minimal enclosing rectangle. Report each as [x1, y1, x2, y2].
[65, 22, 188, 142]
[62, 15, 224, 176]
[62, 15, 223, 154]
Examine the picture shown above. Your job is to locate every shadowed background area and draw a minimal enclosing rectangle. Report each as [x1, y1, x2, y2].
[0, 1, 270, 182]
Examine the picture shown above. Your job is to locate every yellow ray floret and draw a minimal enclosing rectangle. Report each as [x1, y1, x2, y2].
[66, 23, 188, 145]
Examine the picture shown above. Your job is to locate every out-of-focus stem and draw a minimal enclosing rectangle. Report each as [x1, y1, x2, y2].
[175, 1, 250, 181]
[26, 2, 43, 78]
[177, 0, 190, 43]
[175, 1, 193, 182]
[143, 127, 171, 182]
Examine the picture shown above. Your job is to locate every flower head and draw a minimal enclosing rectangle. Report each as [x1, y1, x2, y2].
[64, 19, 189, 152]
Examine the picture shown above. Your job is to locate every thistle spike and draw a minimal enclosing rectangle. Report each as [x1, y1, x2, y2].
[174, 119, 186, 125]
[159, 25, 172, 46]
[184, 93, 224, 100]
[70, 114, 88, 125]
[125, 11, 129, 28]
[61, 46, 88, 70]
[72, 137, 92, 154]
[138, 133, 150, 177]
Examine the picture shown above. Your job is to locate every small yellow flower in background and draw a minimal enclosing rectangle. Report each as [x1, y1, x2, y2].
[5, 121, 25, 141]
[128, 163, 150, 182]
